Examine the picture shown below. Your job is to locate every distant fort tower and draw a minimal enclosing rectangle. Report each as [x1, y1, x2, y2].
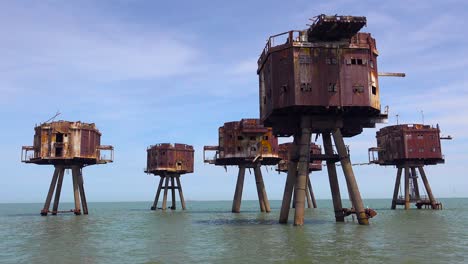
[21, 121, 113, 215]
[277, 142, 322, 209]
[369, 124, 449, 209]
[145, 143, 194, 210]
[204, 119, 280, 213]
[257, 14, 392, 225]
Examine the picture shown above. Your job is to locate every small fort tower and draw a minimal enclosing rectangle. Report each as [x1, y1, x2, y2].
[257, 14, 398, 225]
[277, 142, 322, 209]
[145, 143, 194, 210]
[21, 121, 113, 215]
[369, 124, 449, 209]
[204, 119, 280, 213]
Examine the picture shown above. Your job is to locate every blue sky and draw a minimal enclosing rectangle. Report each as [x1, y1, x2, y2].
[1, 0, 467, 203]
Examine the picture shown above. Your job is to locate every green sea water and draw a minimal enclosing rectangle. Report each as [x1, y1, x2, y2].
[1, 199, 467, 263]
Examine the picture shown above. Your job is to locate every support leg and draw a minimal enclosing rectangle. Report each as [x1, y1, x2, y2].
[176, 175, 186, 210]
[418, 166, 437, 209]
[279, 137, 299, 223]
[78, 168, 88, 215]
[71, 166, 82, 215]
[332, 129, 368, 225]
[404, 166, 410, 210]
[305, 176, 312, 209]
[232, 166, 246, 213]
[308, 175, 317, 208]
[292, 188, 296, 208]
[170, 176, 176, 210]
[42, 167, 60, 216]
[293, 118, 312, 226]
[411, 167, 421, 200]
[51, 167, 65, 215]
[391, 168, 402, 209]
[162, 176, 170, 210]
[254, 165, 270, 213]
[151, 177, 165, 210]
[323, 133, 344, 222]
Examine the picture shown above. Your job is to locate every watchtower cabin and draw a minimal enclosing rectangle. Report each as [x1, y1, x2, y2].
[258, 14, 387, 225]
[204, 118, 280, 213]
[145, 143, 194, 211]
[369, 124, 446, 210]
[21, 121, 113, 216]
[278, 142, 322, 209]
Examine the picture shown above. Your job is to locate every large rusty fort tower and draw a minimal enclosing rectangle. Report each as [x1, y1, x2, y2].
[258, 15, 385, 225]
[21, 121, 113, 215]
[204, 119, 280, 213]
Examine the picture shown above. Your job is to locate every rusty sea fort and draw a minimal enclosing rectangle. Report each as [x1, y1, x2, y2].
[1, 199, 468, 263]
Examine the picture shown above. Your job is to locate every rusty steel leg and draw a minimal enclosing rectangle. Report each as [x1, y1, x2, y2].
[404, 166, 410, 210]
[42, 167, 60, 216]
[151, 177, 165, 210]
[391, 168, 403, 209]
[232, 166, 246, 213]
[51, 167, 65, 215]
[78, 169, 88, 215]
[293, 119, 312, 226]
[254, 165, 271, 213]
[279, 136, 298, 224]
[332, 129, 368, 225]
[305, 176, 312, 209]
[418, 166, 437, 209]
[71, 166, 82, 215]
[162, 176, 170, 210]
[308, 175, 317, 208]
[176, 175, 186, 210]
[170, 176, 176, 210]
[411, 167, 421, 200]
[322, 132, 344, 222]
[254, 166, 266, 212]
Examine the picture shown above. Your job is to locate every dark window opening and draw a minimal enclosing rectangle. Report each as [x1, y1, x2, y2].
[372, 86, 377, 95]
[237, 136, 244, 140]
[351, 58, 364, 65]
[229, 134, 233, 139]
[56, 133, 64, 143]
[357, 59, 363, 65]
[162, 151, 166, 155]
[55, 147, 63, 157]
[249, 136, 255, 141]
[263, 136, 269, 140]
[328, 83, 337, 92]
[237, 147, 241, 151]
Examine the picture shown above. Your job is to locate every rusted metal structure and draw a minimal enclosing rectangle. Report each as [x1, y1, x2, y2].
[145, 143, 194, 210]
[258, 14, 385, 225]
[369, 124, 448, 209]
[21, 121, 113, 215]
[204, 119, 280, 213]
[277, 142, 322, 208]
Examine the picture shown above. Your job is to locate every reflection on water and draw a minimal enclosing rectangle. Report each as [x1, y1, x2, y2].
[0, 199, 467, 263]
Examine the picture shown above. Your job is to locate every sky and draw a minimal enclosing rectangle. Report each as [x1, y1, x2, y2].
[1, 0, 467, 204]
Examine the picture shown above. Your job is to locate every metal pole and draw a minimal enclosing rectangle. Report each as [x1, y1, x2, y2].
[162, 176, 170, 210]
[305, 175, 312, 208]
[307, 175, 317, 208]
[254, 164, 271, 213]
[293, 117, 312, 226]
[41, 167, 60, 216]
[332, 129, 368, 225]
[391, 167, 402, 209]
[170, 176, 176, 210]
[78, 168, 88, 215]
[176, 175, 186, 210]
[151, 177, 165, 210]
[404, 166, 410, 210]
[418, 166, 437, 209]
[411, 167, 421, 199]
[71, 166, 82, 215]
[322, 132, 344, 222]
[279, 136, 298, 223]
[232, 165, 246, 213]
[51, 167, 65, 215]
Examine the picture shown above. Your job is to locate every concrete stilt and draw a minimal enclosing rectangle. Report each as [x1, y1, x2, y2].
[162, 176, 170, 210]
[418, 166, 437, 209]
[71, 166, 82, 215]
[322, 132, 344, 222]
[232, 166, 246, 213]
[279, 137, 298, 224]
[176, 176, 186, 210]
[151, 177, 165, 210]
[51, 167, 65, 215]
[404, 166, 410, 210]
[332, 129, 368, 225]
[170, 176, 176, 210]
[254, 164, 271, 213]
[78, 169, 88, 215]
[307, 175, 317, 208]
[305, 176, 312, 208]
[41, 167, 60, 216]
[411, 167, 421, 199]
[391, 168, 402, 209]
